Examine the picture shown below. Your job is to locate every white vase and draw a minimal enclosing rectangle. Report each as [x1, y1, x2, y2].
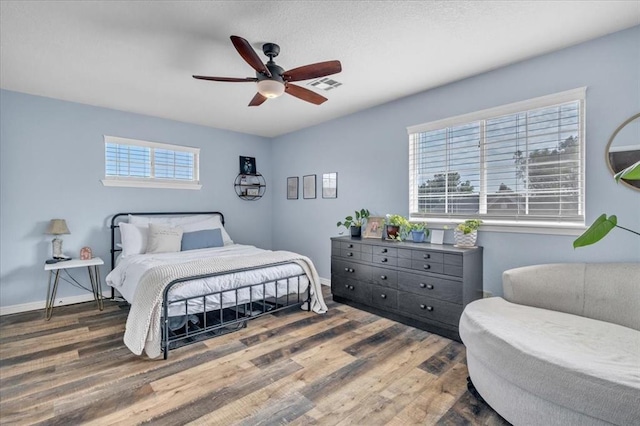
[454, 229, 477, 247]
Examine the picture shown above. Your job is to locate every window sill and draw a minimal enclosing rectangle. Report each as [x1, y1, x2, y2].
[101, 179, 202, 190]
[409, 218, 586, 236]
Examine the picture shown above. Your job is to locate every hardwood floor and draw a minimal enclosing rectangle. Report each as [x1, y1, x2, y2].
[0, 287, 509, 425]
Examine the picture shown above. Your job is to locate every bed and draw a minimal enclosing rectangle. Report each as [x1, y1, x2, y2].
[106, 211, 327, 359]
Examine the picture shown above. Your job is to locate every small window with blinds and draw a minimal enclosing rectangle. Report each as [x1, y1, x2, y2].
[102, 136, 201, 190]
[408, 88, 585, 228]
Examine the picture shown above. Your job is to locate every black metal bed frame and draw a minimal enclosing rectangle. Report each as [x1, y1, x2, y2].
[110, 212, 311, 359]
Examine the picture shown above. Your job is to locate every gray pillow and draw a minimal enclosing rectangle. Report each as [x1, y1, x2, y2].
[181, 229, 224, 251]
[145, 223, 183, 254]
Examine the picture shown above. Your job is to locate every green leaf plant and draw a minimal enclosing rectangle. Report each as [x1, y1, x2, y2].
[337, 209, 370, 230]
[573, 160, 640, 248]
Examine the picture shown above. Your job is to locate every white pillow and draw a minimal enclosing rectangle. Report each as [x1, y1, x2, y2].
[145, 223, 184, 254]
[181, 217, 233, 245]
[119, 223, 149, 257]
[128, 214, 216, 227]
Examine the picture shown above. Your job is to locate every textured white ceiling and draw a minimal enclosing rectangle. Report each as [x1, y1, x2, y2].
[1, 1, 638, 137]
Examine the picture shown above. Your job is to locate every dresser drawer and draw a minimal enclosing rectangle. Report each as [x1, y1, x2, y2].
[411, 250, 444, 263]
[341, 241, 361, 251]
[371, 246, 397, 257]
[332, 278, 371, 304]
[443, 264, 463, 277]
[373, 254, 397, 266]
[369, 285, 398, 310]
[331, 258, 371, 282]
[410, 260, 444, 274]
[370, 267, 397, 288]
[398, 293, 463, 326]
[340, 249, 362, 260]
[397, 271, 462, 303]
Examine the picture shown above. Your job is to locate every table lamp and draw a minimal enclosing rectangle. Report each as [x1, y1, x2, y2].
[46, 219, 70, 259]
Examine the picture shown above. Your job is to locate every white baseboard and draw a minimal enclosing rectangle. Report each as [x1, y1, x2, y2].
[319, 277, 330, 286]
[0, 291, 111, 316]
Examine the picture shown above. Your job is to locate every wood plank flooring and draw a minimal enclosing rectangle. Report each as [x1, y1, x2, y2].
[0, 287, 509, 425]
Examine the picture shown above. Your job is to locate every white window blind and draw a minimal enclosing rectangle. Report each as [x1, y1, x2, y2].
[408, 88, 585, 226]
[102, 136, 201, 190]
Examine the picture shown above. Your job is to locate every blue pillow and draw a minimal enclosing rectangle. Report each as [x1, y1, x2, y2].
[181, 229, 224, 251]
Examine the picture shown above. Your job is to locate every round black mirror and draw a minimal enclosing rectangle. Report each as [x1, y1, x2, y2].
[606, 113, 640, 191]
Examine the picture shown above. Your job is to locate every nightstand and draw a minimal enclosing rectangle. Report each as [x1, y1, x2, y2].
[44, 257, 104, 320]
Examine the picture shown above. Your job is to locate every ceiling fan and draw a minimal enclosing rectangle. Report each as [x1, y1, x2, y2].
[193, 35, 342, 107]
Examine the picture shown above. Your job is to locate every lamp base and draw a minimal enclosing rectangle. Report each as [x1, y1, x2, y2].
[52, 237, 69, 259]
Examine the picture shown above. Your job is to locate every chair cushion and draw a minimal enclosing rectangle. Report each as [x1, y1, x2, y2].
[459, 297, 640, 425]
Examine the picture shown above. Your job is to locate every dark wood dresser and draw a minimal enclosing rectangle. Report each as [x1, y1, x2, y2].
[330, 236, 483, 341]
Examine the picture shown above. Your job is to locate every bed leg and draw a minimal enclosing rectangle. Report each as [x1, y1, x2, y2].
[307, 283, 311, 311]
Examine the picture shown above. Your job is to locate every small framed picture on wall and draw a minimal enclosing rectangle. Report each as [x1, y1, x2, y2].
[239, 156, 257, 175]
[303, 174, 316, 199]
[287, 177, 298, 200]
[322, 172, 338, 199]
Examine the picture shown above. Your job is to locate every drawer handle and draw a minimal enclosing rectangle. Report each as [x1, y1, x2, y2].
[348, 244, 353, 248]
[344, 284, 349, 289]
[382, 248, 387, 253]
[427, 284, 434, 290]
[420, 304, 434, 311]
[423, 264, 431, 270]
[419, 283, 426, 288]
[344, 267, 349, 272]
[381, 258, 388, 263]
[380, 275, 387, 280]
[349, 285, 355, 290]
[380, 294, 387, 299]
[349, 268, 354, 273]
[423, 254, 431, 259]
[347, 252, 353, 257]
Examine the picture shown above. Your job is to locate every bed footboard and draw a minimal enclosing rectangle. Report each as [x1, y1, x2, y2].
[161, 268, 311, 360]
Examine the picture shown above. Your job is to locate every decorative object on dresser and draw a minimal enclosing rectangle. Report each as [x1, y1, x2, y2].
[331, 236, 483, 341]
[384, 214, 410, 240]
[430, 229, 445, 244]
[363, 216, 385, 239]
[337, 208, 370, 238]
[454, 219, 482, 248]
[408, 222, 428, 243]
[46, 219, 71, 259]
[80, 246, 93, 260]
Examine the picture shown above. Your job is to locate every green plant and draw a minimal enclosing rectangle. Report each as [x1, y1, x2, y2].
[456, 219, 483, 234]
[574, 160, 640, 248]
[337, 209, 370, 230]
[386, 214, 410, 228]
[408, 222, 427, 232]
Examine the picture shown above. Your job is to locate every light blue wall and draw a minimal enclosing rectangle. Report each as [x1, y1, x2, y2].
[2, 27, 639, 309]
[270, 26, 640, 296]
[0, 90, 272, 307]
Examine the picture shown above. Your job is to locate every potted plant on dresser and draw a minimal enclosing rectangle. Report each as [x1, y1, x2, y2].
[454, 219, 482, 247]
[337, 209, 370, 238]
[408, 222, 429, 243]
[385, 214, 410, 240]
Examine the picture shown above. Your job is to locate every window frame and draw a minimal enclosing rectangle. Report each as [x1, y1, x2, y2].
[407, 87, 587, 235]
[101, 135, 201, 190]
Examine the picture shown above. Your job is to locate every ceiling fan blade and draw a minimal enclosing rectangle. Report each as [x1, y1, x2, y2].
[285, 84, 328, 105]
[193, 75, 258, 82]
[230, 35, 271, 77]
[283, 60, 342, 82]
[248, 93, 268, 107]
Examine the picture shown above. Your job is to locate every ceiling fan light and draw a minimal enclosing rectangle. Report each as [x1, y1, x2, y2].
[257, 80, 285, 98]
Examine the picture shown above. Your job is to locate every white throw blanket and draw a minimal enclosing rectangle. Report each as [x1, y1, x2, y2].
[123, 250, 328, 358]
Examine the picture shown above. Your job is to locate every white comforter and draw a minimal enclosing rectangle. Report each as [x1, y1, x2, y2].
[106, 244, 310, 317]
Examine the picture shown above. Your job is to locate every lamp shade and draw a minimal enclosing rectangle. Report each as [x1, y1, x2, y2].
[46, 219, 70, 235]
[257, 80, 285, 98]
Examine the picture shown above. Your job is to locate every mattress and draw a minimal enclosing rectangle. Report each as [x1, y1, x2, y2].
[106, 244, 309, 317]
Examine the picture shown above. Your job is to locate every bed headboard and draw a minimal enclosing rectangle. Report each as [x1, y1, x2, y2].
[110, 211, 225, 272]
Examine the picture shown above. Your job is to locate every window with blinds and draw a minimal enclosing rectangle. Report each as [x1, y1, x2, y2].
[102, 136, 201, 190]
[408, 88, 585, 226]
